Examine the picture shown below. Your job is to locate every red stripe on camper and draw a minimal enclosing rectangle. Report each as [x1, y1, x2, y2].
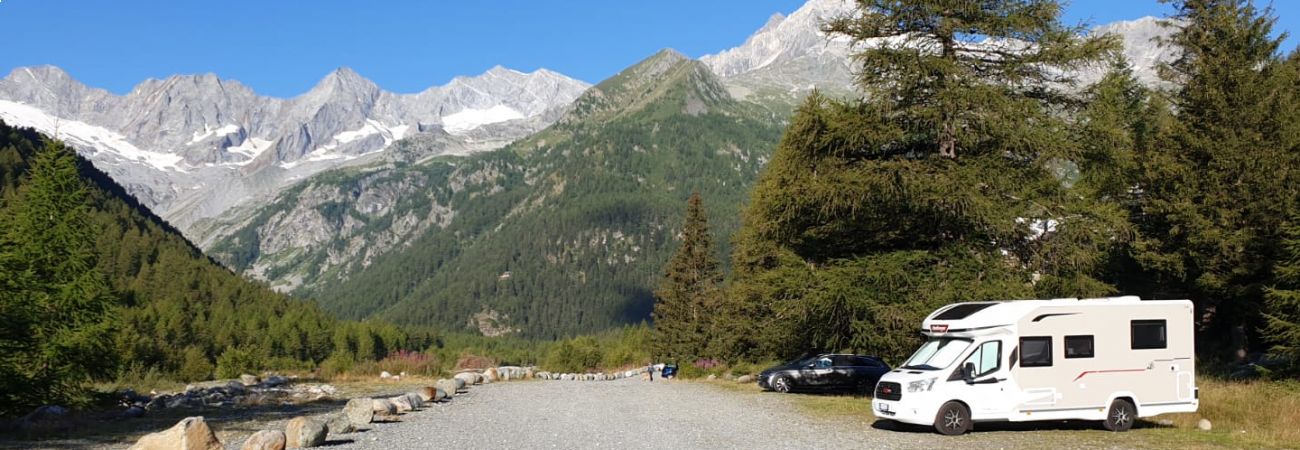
[1072, 368, 1146, 382]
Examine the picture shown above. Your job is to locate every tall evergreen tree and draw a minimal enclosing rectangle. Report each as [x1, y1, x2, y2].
[728, 0, 1129, 361]
[1131, 0, 1297, 360]
[2, 139, 117, 408]
[651, 192, 724, 361]
[1264, 215, 1300, 374]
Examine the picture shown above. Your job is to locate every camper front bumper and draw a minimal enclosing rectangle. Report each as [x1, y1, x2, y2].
[872, 398, 939, 426]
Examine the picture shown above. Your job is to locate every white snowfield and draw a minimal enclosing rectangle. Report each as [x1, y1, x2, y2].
[0, 99, 187, 172]
[440, 105, 526, 134]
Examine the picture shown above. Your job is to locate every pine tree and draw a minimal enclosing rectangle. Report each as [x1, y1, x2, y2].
[1131, 0, 1298, 360]
[2, 139, 118, 408]
[651, 192, 724, 361]
[728, 0, 1130, 362]
[1264, 216, 1300, 374]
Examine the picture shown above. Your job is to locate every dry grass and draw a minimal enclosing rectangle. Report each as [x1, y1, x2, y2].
[700, 377, 1300, 449]
[1156, 378, 1300, 449]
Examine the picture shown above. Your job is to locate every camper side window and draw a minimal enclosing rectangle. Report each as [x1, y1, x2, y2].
[1019, 336, 1053, 367]
[1131, 320, 1167, 350]
[962, 341, 1002, 377]
[1065, 335, 1094, 359]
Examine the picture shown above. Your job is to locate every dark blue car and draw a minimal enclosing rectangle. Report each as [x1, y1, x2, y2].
[757, 354, 890, 393]
[661, 364, 678, 379]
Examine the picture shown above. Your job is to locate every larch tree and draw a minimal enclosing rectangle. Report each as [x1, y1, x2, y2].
[1131, 0, 1298, 360]
[652, 192, 724, 362]
[727, 0, 1132, 362]
[1, 139, 118, 409]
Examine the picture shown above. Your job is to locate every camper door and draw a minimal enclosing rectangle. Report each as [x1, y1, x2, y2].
[957, 339, 1019, 418]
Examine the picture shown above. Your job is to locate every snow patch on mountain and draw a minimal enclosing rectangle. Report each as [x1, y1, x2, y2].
[442, 105, 526, 134]
[0, 100, 186, 172]
[189, 124, 241, 145]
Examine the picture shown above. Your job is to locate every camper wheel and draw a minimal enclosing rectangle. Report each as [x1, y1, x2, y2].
[934, 401, 971, 435]
[1103, 398, 1136, 432]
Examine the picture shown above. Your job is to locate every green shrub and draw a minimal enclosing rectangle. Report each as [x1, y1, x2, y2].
[215, 347, 260, 379]
[177, 346, 214, 382]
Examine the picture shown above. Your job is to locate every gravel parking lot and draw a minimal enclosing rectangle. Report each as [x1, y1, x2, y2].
[312, 378, 1170, 450]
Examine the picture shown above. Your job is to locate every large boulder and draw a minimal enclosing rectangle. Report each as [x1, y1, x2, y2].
[484, 367, 500, 382]
[284, 417, 327, 449]
[452, 377, 467, 391]
[240, 374, 260, 386]
[435, 379, 457, 397]
[388, 395, 414, 412]
[736, 375, 755, 384]
[128, 416, 223, 450]
[343, 398, 373, 426]
[370, 398, 396, 415]
[418, 387, 437, 402]
[454, 372, 479, 386]
[325, 414, 356, 435]
[404, 392, 424, 409]
[240, 430, 285, 450]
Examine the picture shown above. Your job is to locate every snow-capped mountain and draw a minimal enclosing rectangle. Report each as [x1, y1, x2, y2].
[701, 0, 856, 102]
[702, 0, 1179, 103]
[0, 65, 589, 229]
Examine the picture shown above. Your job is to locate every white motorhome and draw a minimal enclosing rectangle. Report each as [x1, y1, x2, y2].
[871, 296, 1198, 435]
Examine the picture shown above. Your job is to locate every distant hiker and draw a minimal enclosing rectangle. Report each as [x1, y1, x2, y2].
[647, 363, 654, 382]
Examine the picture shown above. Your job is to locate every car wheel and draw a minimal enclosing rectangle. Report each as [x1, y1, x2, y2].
[1103, 398, 1136, 432]
[934, 401, 971, 436]
[772, 376, 793, 393]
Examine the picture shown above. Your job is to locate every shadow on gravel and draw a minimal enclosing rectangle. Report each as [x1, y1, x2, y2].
[872, 418, 1175, 434]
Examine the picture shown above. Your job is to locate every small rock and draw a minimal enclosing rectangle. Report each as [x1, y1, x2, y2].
[452, 377, 467, 391]
[262, 376, 288, 388]
[240, 374, 260, 386]
[484, 367, 500, 382]
[343, 398, 373, 426]
[284, 417, 327, 449]
[25, 405, 69, 422]
[128, 416, 223, 450]
[122, 406, 146, 419]
[736, 375, 754, 383]
[240, 430, 285, 450]
[399, 371, 408, 378]
[707, 374, 717, 381]
[380, 371, 392, 379]
[1197, 418, 1212, 431]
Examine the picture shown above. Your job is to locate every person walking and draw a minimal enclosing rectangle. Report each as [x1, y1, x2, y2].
[647, 363, 654, 382]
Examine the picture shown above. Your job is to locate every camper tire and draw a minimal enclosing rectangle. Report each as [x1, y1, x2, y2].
[1103, 398, 1136, 432]
[772, 376, 793, 393]
[934, 401, 971, 435]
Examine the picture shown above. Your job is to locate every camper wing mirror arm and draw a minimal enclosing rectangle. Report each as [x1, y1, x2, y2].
[962, 362, 977, 384]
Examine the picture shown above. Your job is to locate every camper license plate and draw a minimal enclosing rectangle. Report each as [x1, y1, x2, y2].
[877, 403, 891, 413]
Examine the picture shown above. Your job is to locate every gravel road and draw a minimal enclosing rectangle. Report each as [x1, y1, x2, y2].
[301, 378, 1162, 450]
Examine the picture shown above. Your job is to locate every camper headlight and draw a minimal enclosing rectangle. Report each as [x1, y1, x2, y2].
[908, 377, 937, 393]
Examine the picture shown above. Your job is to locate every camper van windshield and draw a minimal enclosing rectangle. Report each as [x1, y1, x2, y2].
[901, 338, 972, 371]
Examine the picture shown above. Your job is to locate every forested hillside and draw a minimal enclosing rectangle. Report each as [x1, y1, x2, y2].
[0, 121, 428, 413]
[208, 50, 785, 338]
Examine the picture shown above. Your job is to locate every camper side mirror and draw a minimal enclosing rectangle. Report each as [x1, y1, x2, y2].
[962, 362, 977, 384]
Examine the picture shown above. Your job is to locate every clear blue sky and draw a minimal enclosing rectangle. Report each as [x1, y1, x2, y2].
[0, 0, 1295, 97]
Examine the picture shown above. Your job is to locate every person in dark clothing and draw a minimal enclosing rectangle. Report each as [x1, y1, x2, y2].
[647, 363, 654, 382]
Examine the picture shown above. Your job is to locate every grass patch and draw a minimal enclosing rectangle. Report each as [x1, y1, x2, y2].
[701, 377, 1300, 449]
[1156, 377, 1300, 449]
